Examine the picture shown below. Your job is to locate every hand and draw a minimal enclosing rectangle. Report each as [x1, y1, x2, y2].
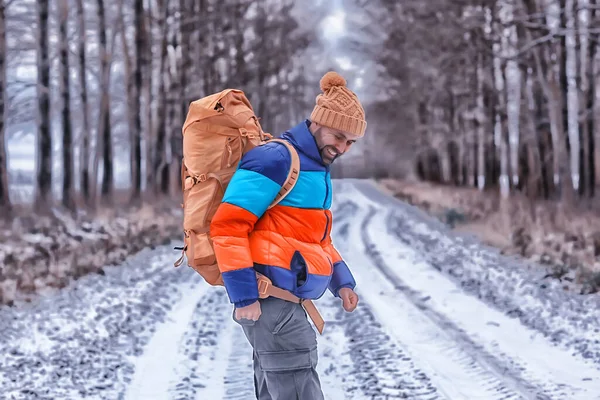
[235, 301, 262, 321]
[339, 288, 359, 312]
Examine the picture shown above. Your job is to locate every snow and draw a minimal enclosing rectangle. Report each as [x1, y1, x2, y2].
[330, 182, 600, 399]
[124, 280, 211, 399]
[1, 180, 599, 399]
[366, 207, 599, 398]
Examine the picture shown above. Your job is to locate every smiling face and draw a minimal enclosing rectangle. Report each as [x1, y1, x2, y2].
[309, 122, 361, 165]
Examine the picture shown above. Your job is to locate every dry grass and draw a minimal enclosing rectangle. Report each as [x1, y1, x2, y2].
[379, 178, 499, 220]
[378, 178, 600, 293]
[0, 194, 184, 305]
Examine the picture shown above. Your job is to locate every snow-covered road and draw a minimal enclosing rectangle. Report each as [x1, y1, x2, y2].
[1, 180, 599, 399]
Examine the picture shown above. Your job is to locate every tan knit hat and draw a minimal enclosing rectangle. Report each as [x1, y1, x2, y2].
[310, 71, 367, 137]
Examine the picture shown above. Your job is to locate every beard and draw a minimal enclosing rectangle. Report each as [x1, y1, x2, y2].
[319, 145, 340, 164]
[312, 126, 340, 164]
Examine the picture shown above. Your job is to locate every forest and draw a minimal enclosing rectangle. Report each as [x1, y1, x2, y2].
[352, 0, 600, 209]
[2, 0, 599, 215]
[0, 0, 342, 215]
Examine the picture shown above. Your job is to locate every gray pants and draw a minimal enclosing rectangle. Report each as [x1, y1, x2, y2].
[233, 297, 325, 400]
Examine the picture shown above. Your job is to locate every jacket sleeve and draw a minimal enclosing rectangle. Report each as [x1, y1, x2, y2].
[209, 142, 291, 308]
[321, 229, 356, 298]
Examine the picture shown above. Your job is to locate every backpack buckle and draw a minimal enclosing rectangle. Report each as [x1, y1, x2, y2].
[239, 128, 257, 140]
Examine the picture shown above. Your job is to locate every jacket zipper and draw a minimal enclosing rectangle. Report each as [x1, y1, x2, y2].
[321, 170, 330, 241]
[323, 170, 329, 208]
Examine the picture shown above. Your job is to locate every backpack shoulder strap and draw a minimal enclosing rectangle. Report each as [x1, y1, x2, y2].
[267, 138, 300, 209]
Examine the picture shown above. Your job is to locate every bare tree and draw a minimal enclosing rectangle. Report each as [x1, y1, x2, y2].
[476, 53, 486, 191]
[131, 0, 145, 201]
[354, 0, 600, 207]
[117, 1, 135, 200]
[96, 0, 113, 203]
[0, 0, 9, 214]
[151, 0, 167, 194]
[143, 0, 153, 197]
[564, 0, 580, 192]
[493, 11, 510, 198]
[58, 0, 74, 210]
[520, 0, 575, 204]
[5, 0, 319, 210]
[579, 0, 597, 197]
[165, 0, 180, 196]
[75, 0, 90, 205]
[35, 0, 52, 211]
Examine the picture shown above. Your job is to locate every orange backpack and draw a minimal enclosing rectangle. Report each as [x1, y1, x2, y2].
[174, 89, 300, 286]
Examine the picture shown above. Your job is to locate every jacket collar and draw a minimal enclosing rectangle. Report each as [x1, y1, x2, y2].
[280, 119, 328, 168]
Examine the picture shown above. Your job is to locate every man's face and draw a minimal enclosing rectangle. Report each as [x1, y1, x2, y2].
[311, 123, 360, 165]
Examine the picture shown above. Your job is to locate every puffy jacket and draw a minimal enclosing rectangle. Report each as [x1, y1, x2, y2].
[209, 119, 356, 308]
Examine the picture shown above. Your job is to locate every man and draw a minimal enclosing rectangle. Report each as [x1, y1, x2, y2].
[209, 71, 366, 399]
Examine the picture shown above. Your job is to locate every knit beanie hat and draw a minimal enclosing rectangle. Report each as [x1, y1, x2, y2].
[310, 71, 367, 137]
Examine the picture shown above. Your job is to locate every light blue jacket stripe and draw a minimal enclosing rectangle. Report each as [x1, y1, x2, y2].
[223, 169, 282, 218]
[279, 171, 327, 209]
[324, 174, 333, 209]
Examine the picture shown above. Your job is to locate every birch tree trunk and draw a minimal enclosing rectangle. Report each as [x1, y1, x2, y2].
[75, 0, 90, 205]
[492, 3, 510, 199]
[35, 0, 52, 210]
[117, 3, 135, 199]
[506, 62, 522, 189]
[0, 0, 9, 213]
[564, 0, 580, 192]
[499, 0, 522, 189]
[164, 1, 180, 195]
[58, 0, 74, 210]
[547, 65, 574, 204]
[476, 54, 486, 190]
[521, 0, 574, 204]
[493, 30, 509, 198]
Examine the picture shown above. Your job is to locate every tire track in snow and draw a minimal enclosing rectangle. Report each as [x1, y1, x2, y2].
[123, 280, 213, 400]
[188, 258, 442, 399]
[367, 207, 600, 399]
[167, 289, 231, 400]
[331, 202, 535, 400]
[318, 282, 442, 400]
[352, 179, 600, 367]
[347, 180, 600, 398]
[0, 245, 199, 400]
[220, 326, 255, 400]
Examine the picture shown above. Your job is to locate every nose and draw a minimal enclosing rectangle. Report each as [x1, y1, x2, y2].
[334, 143, 346, 154]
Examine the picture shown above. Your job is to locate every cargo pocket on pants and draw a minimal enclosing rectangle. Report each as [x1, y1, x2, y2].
[258, 347, 318, 372]
[271, 302, 295, 335]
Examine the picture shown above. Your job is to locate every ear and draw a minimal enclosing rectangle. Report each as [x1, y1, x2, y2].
[309, 121, 320, 134]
